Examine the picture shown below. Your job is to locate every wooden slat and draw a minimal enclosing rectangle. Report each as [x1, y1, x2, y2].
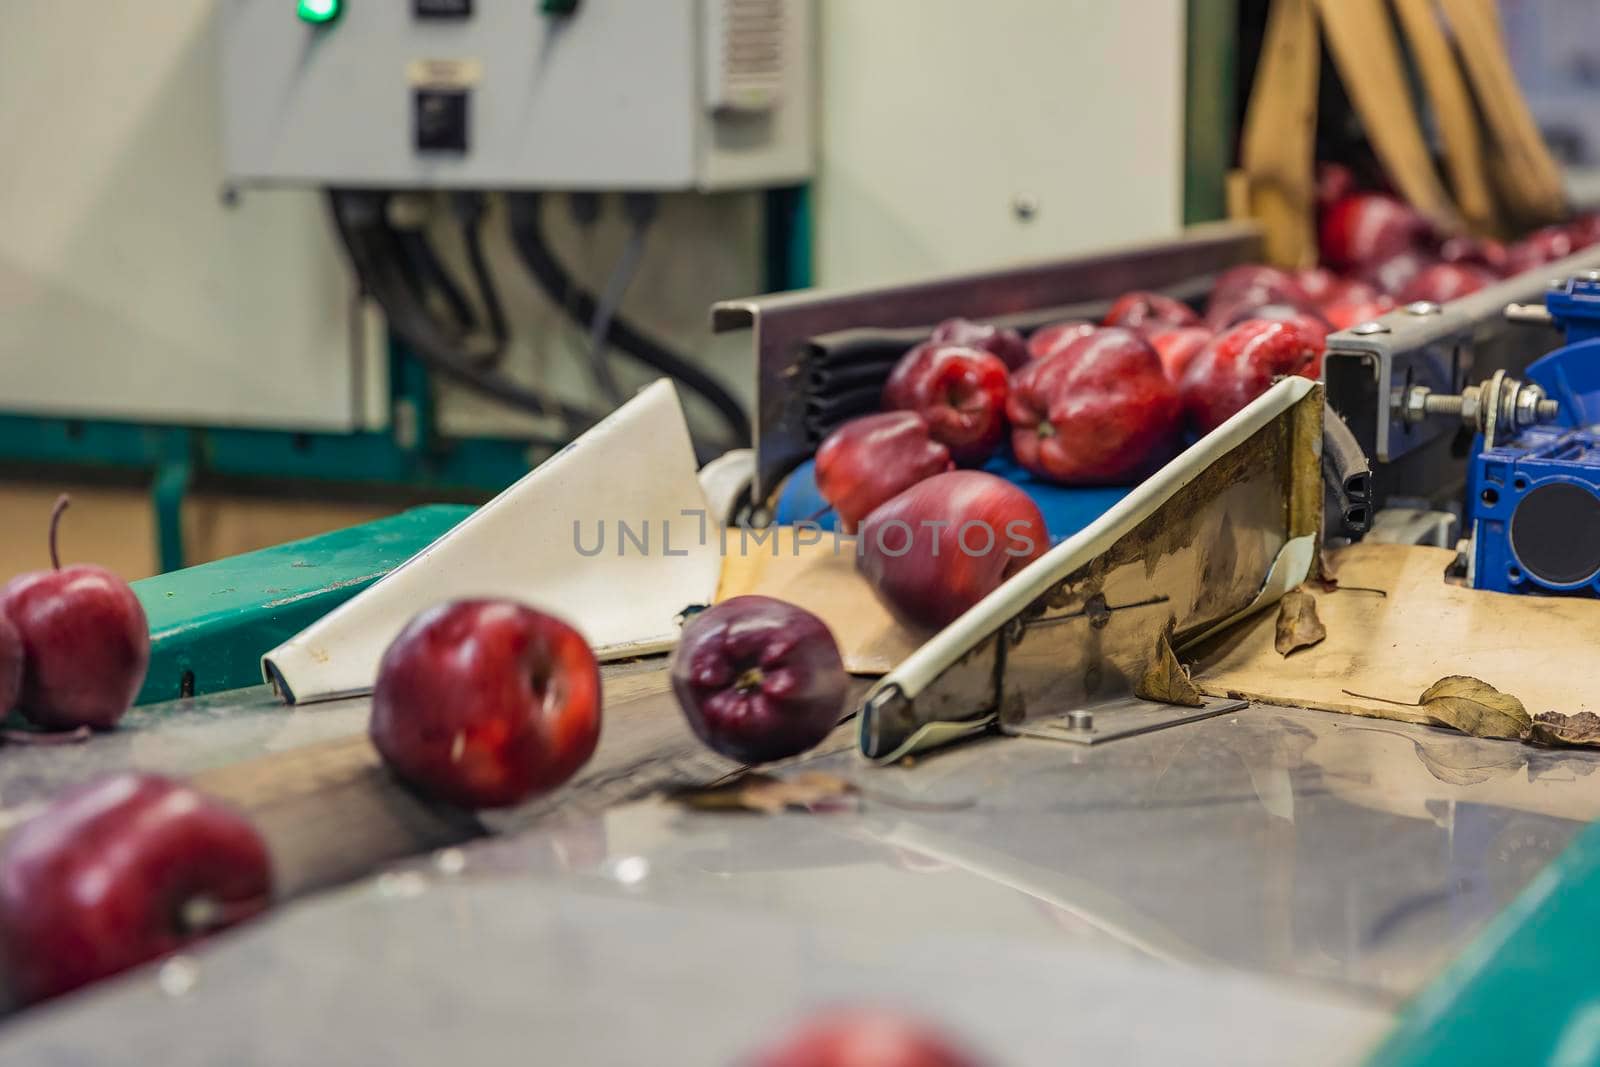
[1237, 0, 1321, 267]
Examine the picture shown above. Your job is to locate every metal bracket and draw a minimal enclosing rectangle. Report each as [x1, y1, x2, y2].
[1005, 694, 1246, 746]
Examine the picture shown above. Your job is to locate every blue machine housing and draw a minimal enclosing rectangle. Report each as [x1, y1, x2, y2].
[1470, 278, 1600, 595]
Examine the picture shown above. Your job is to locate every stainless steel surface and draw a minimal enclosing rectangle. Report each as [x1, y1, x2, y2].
[6, 702, 1597, 1065]
[713, 222, 1263, 499]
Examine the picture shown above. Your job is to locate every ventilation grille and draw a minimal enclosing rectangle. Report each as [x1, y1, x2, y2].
[705, 0, 786, 114]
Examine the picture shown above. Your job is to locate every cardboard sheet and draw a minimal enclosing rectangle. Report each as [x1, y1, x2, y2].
[715, 527, 921, 676]
[1189, 543, 1600, 723]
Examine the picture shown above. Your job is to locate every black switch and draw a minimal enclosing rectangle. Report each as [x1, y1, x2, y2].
[413, 0, 473, 17]
[414, 90, 469, 153]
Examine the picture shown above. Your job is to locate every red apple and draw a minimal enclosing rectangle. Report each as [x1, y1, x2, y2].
[1150, 326, 1214, 383]
[0, 613, 20, 717]
[370, 600, 602, 809]
[1363, 248, 1437, 297]
[750, 1010, 985, 1067]
[881, 344, 1009, 466]
[1438, 235, 1509, 275]
[1210, 264, 1312, 311]
[1294, 267, 1343, 305]
[857, 471, 1047, 630]
[1506, 225, 1577, 275]
[1316, 161, 1356, 207]
[1323, 296, 1396, 331]
[1008, 328, 1182, 485]
[1102, 291, 1200, 336]
[928, 318, 1029, 371]
[1319, 193, 1425, 270]
[0, 773, 271, 1005]
[815, 412, 953, 533]
[1216, 302, 1331, 338]
[670, 596, 847, 765]
[1, 496, 149, 731]
[1316, 277, 1383, 307]
[1397, 262, 1497, 305]
[1025, 320, 1099, 361]
[1180, 319, 1326, 434]
[1568, 213, 1600, 250]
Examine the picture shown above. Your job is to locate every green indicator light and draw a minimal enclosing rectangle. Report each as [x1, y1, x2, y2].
[297, 0, 341, 25]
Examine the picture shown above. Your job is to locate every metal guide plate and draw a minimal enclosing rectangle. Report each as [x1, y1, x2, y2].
[1006, 694, 1247, 745]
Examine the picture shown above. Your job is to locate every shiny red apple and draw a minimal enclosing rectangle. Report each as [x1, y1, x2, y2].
[1150, 327, 1214, 383]
[928, 318, 1029, 371]
[670, 596, 847, 765]
[1319, 193, 1425, 270]
[1181, 319, 1326, 434]
[1294, 267, 1343, 305]
[0, 773, 272, 1005]
[1397, 263, 1496, 305]
[749, 1010, 986, 1067]
[1102, 291, 1199, 336]
[1363, 248, 1437, 297]
[1007, 327, 1182, 485]
[370, 599, 602, 809]
[1506, 225, 1577, 275]
[0, 614, 20, 718]
[815, 412, 953, 533]
[1026, 319, 1099, 361]
[881, 344, 1009, 466]
[1, 496, 149, 731]
[1323, 296, 1396, 331]
[857, 471, 1048, 630]
[1437, 235, 1509, 275]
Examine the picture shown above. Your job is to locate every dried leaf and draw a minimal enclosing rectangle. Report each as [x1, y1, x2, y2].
[1410, 738, 1526, 786]
[1135, 631, 1204, 708]
[1523, 710, 1600, 748]
[1274, 589, 1326, 656]
[1310, 549, 1340, 593]
[1419, 676, 1530, 741]
[672, 771, 857, 815]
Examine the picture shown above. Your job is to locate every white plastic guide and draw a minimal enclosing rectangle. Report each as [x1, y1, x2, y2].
[263, 380, 721, 705]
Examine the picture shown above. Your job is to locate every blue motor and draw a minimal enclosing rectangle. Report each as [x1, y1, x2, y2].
[1468, 276, 1600, 596]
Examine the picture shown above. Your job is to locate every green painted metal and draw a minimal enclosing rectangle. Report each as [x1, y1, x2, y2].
[130, 504, 472, 705]
[1366, 819, 1600, 1066]
[1184, 0, 1238, 225]
[152, 458, 193, 575]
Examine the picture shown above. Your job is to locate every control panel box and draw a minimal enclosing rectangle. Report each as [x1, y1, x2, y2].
[220, 0, 813, 190]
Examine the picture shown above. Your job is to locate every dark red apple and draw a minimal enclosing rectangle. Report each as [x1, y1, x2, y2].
[815, 412, 953, 533]
[857, 471, 1047, 630]
[0, 613, 20, 717]
[370, 599, 602, 809]
[1, 496, 149, 731]
[670, 596, 846, 765]
[928, 318, 1029, 371]
[1180, 319, 1326, 434]
[1294, 267, 1343, 305]
[1319, 193, 1425, 270]
[1210, 264, 1312, 311]
[881, 344, 1009, 466]
[1323, 296, 1396, 332]
[1026, 319, 1099, 361]
[1150, 327, 1214, 383]
[1315, 161, 1356, 207]
[1007, 327, 1182, 485]
[1506, 225, 1577, 275]
[1397, 263, 1496, 305]
[1315, 276, 1383, 307]
[1363, 249, 1437, 297]
[1217, 303, 1331, 338]
[1567, 213, 1600, 250]
[0, 773, 271, 1005]
[750, 1010, 985, 1067]
[1438, 235, 1509, 275]
[1102, 291, 1200, 336]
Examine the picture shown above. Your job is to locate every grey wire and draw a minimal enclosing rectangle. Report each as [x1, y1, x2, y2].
[585, 226, 649, 407]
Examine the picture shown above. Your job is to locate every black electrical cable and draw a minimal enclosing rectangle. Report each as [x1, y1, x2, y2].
[327, 190, 598, 444]
[393, 228, 477, 337]
[505, 192, 752, 446]
[451, 193, 510, 362]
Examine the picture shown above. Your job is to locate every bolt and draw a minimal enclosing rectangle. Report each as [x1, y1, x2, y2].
[1537, 399, 1560, 420]
[1585, 270, 1600, 283]
[1351, 321, 1389, 335]
[1404, 301, 1441, 316]
[1421, 393, 1466, 418]
[1012, 194, 1039, 222]
[1066, 709, 1094, 732]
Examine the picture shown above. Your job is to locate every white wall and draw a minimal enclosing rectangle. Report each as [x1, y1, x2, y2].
[813, 0, 1187, 288]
